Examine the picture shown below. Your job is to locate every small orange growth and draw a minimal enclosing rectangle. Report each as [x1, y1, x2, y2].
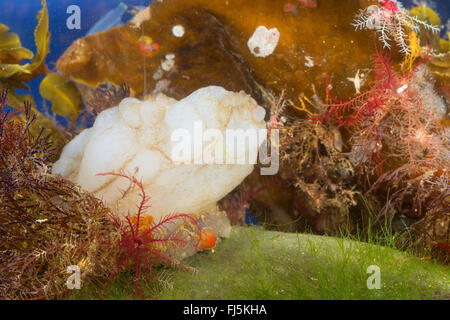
[151, 42, 160, 51]
[199, 229, 217, 249]
[138, 36, 160, 56]
[130, 214, 154, 241]
[433, 168, 446, 178]
[401, 31, 421, 73]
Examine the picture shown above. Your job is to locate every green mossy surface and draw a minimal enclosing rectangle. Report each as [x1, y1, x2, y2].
[72, 227, 450, 300]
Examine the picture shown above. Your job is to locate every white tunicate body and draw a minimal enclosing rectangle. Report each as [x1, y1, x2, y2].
[52, 86, 266, 224]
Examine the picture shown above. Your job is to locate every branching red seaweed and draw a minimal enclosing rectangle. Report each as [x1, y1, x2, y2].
[96, 172, 203, 299]
[310, 50, 449, 256]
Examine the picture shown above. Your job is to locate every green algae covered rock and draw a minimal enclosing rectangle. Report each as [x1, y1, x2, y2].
[74, 226, 450, 300]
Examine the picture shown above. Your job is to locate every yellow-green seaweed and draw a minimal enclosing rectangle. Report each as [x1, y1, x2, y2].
[0, 24, 34, 64]
[39, 72, 83, 123]
[409, 4, 441, 26]
[0, 0, 75, 149]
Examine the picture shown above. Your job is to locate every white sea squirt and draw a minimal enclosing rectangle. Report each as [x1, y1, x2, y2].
[247, 26, 280, 58]
[52, 86, 267, 237]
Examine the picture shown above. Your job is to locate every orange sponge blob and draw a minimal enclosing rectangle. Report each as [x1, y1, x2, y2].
[130, 214, 154, 241]
[199, 229, 217, 249]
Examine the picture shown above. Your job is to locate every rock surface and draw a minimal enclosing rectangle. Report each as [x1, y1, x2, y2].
[72, 227, 450, 300]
